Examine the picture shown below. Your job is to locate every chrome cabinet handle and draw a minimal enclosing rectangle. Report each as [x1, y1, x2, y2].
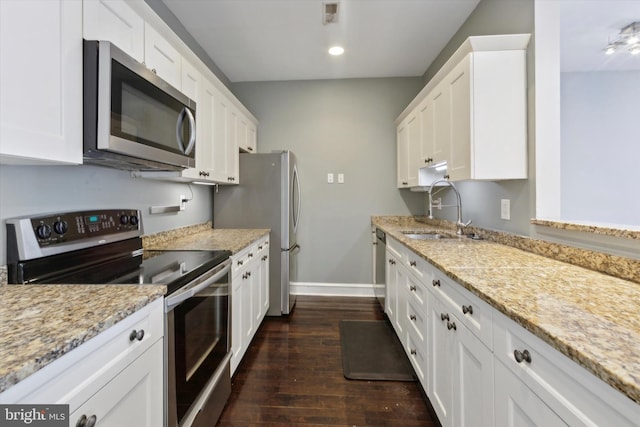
[462, 305, 473, 315]
[237, 260, 243, 266]
[129, 329, 144, 341]
[432, 279, 441, 287]
[261, 255, 268, 261]
[248, 252, 254, 258]
[410, 314, 417, 321]
[440, 313, 449, 322]
[410, 349, 417, 355]
[514, 349, 532, 364]
[410, 260, 417, 267]
[409, 285, 416, 292]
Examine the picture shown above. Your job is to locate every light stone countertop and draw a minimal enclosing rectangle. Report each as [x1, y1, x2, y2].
[372, 216, 640, 405]
[143, 225, 270, 253]
[0, 285, 166, 394]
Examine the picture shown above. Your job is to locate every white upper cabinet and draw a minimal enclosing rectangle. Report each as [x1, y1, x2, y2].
[0, 0, 82, 165]
[144, 23, 181, 89]
[82, 0, 144, 62]
[396, 118, 410, 188]
[396, 34, 530, 186]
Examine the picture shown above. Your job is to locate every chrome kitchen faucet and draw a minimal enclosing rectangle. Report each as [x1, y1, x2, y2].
[428, 178, 472, 235]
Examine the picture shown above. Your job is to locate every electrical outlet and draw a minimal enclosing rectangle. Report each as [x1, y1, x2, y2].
[180, 194, 186, 211]
[501, 199, 510, 220]
[337, 173, 344, 184]
[327, 173, 334, 184]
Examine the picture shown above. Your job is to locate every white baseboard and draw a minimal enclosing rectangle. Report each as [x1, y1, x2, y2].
[291, 282, 375, 297]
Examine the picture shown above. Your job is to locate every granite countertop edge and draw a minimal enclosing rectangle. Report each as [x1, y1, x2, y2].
[0, 286, 166, 394]
[371, 215, 640, 405]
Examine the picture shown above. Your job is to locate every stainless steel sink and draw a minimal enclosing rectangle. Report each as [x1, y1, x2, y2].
[402, 231, 454, 240]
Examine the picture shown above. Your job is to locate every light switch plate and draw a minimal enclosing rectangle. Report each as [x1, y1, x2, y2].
[327, 173, 334, 184]
[338, 173, 344, 184]
[501, 199, 510, 220]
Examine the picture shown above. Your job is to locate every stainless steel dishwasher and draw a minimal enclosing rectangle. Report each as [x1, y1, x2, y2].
[374, 228, 386, 313]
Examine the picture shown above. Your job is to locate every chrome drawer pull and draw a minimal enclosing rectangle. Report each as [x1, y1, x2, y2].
[410, 260, 417, 267]
[447, 321, 457, 331]
[410, 314, 417, 321]
[462, 305, 473, 315]
[432, 279, 440, 287]
[440, 313, 449, 322]
[409, 285, 417, 292]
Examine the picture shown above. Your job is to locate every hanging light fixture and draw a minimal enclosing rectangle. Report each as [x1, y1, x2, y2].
[603, 21, 640, 55]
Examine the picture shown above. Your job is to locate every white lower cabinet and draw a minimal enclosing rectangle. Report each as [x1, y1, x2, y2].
[0, 298, 164, 425]
[230, 235, 270, 375]
[69, 339, 163, 427]
[494, 358, 567, 427]
[385, 238, 640, 427]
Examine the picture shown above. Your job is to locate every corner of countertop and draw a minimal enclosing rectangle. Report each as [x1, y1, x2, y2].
[142, 221, 213, 248]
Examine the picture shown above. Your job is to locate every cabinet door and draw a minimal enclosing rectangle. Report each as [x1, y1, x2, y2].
[259, 245, 270, 320]
[225, 107, 239, 184]
[431, 83, 450, 165]
[230, 272, 244, 375]
[237, 115, 255, 153]
[69, 339, 164, 427]
[82, 0, 144, 62]
[0, 0, 82, 165]
[396, 120, 410, 188]
[144, 23, 181, 89]
[419, 101, 434, 166]
[181, 62, 217, 181]
[247, 122, 257, 154]
[447, 55, 472, 181]
[494, 359, 567, 427]
[385, 250, 399, 323]
[428, 297, 455, 427]
[452, 320, 494, 427]
[406, 113, 421, 187]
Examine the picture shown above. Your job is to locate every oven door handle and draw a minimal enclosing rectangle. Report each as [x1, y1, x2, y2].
[165, 260, 230, 312]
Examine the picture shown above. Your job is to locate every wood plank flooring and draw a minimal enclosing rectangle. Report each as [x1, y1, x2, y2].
[217, 296, 439, 426]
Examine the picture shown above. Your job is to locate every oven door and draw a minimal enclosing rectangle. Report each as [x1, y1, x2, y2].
[166, 260, 231, 427]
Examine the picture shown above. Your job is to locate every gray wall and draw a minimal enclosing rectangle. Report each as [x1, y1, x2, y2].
[420, 0, 536, 236]
[0, 165, 212, 264]
[230, 78, 425, 284]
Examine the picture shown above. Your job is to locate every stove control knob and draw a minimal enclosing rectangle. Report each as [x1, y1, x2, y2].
[120, 215, 129, 225]
[53, 220, 68, 235]
[129, 215, 139, 227]
[36, 224, 52, 239]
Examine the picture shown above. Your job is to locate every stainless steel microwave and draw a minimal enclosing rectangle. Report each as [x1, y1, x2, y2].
[83, 40, 196, 171]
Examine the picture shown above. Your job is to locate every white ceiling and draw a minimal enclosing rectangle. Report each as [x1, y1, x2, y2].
[560, 0, 640, 72]
[161, 0, 481, 82]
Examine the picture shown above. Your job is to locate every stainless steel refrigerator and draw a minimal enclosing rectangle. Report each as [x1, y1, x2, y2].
[213, 151, 301, 316]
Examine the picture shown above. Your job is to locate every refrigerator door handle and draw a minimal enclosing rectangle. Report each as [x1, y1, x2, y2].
[292, 164, 301, 233]
[282, 243, 300, 252]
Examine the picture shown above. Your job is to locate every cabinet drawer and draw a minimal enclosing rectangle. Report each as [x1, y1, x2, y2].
[386, 236, 403, 259]
[405, 271, 427, 312]
[405, 297, 426, 345]
[231, 246, 252, 275]
[256, 237, 269, 256]
[406, 328, 425, 386]
[493, 311, 640, 427]
[429, 268, 492, 348]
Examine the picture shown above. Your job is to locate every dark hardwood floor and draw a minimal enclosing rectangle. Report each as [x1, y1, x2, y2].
[217, 296, 439, 426]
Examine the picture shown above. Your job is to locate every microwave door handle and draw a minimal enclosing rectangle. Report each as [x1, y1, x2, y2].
[176, 107, 196, 155]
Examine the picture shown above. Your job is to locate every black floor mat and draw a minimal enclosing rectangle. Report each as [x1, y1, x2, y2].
[339, 320, 416, 381]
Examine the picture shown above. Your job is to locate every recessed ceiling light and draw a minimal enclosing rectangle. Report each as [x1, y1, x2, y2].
[328, 46, 344, 56]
